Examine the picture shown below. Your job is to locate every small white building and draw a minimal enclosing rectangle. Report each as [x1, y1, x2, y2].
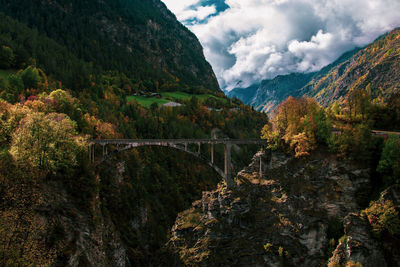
[162, 101, 183, 107]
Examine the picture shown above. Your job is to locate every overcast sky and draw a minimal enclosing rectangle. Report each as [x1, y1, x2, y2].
[162, 0, 400, 90]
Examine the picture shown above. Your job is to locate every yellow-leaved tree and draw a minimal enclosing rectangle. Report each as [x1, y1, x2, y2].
[262, 96, 331, 157]
[10, 112, 86, 174]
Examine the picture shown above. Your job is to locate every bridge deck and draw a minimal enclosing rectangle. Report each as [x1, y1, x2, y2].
[90, 139, 269, 145]
[371, 130, 400, 137]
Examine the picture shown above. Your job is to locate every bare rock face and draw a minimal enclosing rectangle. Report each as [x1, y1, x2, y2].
[168, 149, 372, 266]
[327, 213, 386, 267]
[41, 180, 128, 267]
[328, 185, 400, 267]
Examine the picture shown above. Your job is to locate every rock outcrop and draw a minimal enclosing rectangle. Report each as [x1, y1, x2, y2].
[168, 149, 372, 266]
[328, 185, 400, 267]
[327, 213, 386, 267]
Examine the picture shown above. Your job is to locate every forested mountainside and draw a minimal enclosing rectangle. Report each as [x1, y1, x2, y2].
[0, 0, 219, 92]
[229, 28, 399, 113]
[227, 48, 360, 113]
[304, 28, 400, 107]
[0, 1, 269, 265]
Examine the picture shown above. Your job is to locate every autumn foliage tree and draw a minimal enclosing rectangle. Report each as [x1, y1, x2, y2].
[262, 96, 331, 157]
[10, 112, 86, 174]
[0, 45, 14, 69]
[344, 87, 372, 121]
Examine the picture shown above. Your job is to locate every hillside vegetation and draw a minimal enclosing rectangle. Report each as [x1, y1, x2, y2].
[304, 28, 400, 107]
[0, 0, 219, 92]
[0, 4, 268, 265]
[263, 92, 400, 189]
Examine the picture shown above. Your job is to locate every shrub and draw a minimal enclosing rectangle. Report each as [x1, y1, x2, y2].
[328, 262, 340, 267]
[346, 260, 363, 267]
[377, 135, 400, 185]
[21, 66, 41, 89]
[363, 200, 400, 236]
[0, 45, 15, 69]
[278, 246, 284, 257]
[263, 243, 273, 253]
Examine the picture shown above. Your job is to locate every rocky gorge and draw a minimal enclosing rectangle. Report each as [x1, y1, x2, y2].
[168, 149, 400, 266]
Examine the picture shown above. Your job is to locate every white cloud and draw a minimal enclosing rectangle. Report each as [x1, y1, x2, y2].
[178, 5, 217, 21]
[162, 0, 200, 15]
[162, 0, 400, 90]
[162, 0, 217, 22]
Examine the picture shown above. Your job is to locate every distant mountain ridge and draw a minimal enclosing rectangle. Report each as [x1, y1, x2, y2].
[227, 48, 360, 113]
[0, 0, 220, 91]
[303, 28, 400, 106]
[229, 28, 400, 112]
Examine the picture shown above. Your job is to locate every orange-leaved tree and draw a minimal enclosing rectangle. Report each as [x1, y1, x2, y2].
[262, 96, 331, 157]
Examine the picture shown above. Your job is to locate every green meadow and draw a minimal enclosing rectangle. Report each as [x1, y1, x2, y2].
[127, 91, 227, 107]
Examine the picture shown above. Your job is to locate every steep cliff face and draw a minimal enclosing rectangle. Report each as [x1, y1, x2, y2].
[19, 151, 220, 266]
[40, 180, 128, 267]
[168, 149, 375, 266]
[0, 0, 219, 91]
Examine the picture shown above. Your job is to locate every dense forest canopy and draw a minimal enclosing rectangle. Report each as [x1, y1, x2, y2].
[0, 0, 220, 92]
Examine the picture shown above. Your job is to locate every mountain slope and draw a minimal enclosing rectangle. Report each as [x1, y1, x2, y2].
[228, 48, 360, 113]
[253, 72, 315, 113]
[226, 83, 259, 105]
[229, 28, 400, 113]
[303, 28, 400, 106]
[0, 0, 219, 91]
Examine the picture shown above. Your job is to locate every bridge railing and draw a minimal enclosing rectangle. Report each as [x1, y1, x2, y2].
[90, 139, 269, 145]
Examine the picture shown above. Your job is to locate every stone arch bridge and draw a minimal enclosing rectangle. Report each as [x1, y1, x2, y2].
[89, 139, 268, 189]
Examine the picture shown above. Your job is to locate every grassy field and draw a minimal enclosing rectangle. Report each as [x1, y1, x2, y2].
[127, 91, 227, 107]
[161, 92, 226, 102]
[126, 95, 170, 107]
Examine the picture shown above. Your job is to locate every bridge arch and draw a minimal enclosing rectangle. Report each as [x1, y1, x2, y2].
[116, 142, 226, 180]
[89, 139, 268, 189]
